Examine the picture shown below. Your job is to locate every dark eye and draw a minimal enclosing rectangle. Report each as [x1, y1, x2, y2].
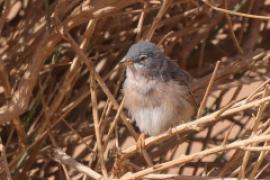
[139, 54, 147, 61]
[148, 52, 153, 57]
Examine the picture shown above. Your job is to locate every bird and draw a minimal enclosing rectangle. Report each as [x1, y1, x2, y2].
[122, 41, 196, 136]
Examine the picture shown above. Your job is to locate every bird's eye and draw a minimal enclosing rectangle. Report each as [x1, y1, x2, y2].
[148, 52, 153, 56]
[139, 55, 147, 61]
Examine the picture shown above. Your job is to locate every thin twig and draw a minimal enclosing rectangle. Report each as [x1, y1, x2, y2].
[104, 97, 125, 159]
[0, 136, 12, 180]
[143, 174, 268, 180]
[248, 85, 270, 180]
[245, 79, 270, 102]
[52, 148, 102, 179]
[238, 85, 269, 180]
[202, 0, 270, 20]
[224, 0, 243, 55]
[61, 25, 153, 166]
[122, 95, 270, 157]
[197, 61, 222, 117]
[145, 0, 172, 40]
[90, 74, 108, 178]
[136, 2, 147, 40]
[120, 134, 270, 179]
[0, 63, 27, 147]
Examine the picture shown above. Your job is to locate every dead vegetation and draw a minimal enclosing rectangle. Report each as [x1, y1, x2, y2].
[0, 0, 270, 179]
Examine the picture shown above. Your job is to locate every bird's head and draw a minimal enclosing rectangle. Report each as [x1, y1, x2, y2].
[122, 41, 165, 72]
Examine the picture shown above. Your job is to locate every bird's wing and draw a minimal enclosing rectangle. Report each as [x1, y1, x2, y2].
[165, 59, 198, 108]
[165, 59, 192, 85]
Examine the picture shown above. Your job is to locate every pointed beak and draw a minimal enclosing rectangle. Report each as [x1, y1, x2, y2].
[119, 57, 134, 67]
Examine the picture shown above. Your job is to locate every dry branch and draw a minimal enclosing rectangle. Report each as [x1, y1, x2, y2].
[0, 0, 269, 179]
[52, 148, 102, 179]
[121, 134, 270, 179]
[122, 95, 270, 157]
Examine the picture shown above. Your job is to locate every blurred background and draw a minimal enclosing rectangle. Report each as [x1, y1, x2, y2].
[0, 0, 269, 179]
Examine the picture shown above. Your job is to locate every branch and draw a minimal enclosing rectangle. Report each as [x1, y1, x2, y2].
[52, 149, 102, 180]
[121, 134, 270, 179]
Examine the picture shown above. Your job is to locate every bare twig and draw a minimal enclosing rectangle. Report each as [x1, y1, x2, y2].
[238, 85, 269, 180]
[0, 63, 26, 147]
[136, 2, 147, 40]
[202, 0, 270, 20]
[224, 0, 243, 55]
[52, 148, 102, 179]
[144, 174, 268, 180]
[61, 25, 153, 166]
[145, 0, 172, 40]
[197, 61, 222, 117]
[89, 74, 108, 178]
[122, 95, 270, 157]
[1, 1, 270, 179]
[104, 97, 125, 158]
[0, 137, 12, 180]
[121, 134, 270, 179]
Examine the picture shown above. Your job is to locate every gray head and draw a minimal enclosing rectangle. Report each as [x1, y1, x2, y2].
[124, 41, 165, 72]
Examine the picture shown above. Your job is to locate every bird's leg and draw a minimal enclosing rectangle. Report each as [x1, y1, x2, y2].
[168, 125, 181, 141]
[168, 125, 174, 136]
[136, 133, 145, 153]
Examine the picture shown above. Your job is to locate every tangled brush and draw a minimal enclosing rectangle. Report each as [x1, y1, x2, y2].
[0, 0, 269, 179]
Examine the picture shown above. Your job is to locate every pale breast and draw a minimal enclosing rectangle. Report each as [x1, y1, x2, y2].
[123, 68, 195, 136]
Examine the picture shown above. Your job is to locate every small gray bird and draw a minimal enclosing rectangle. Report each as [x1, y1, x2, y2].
[122, 41, 196, 136]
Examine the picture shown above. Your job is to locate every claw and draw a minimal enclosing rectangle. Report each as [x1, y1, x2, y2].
[168, 125, 174, 136]
[136, 133, 145, 153]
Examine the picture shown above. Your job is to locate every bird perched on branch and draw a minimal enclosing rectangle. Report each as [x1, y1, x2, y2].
[122, 41, 196, 136]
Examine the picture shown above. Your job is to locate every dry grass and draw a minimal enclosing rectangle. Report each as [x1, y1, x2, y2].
[0, 0, 270, 179]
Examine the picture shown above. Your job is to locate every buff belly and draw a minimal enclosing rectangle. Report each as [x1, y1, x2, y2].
[123, 69, 195, 136]
[133, 105, 175, 135]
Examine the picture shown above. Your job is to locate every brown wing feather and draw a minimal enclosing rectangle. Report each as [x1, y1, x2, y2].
[166, 59, 198, 109]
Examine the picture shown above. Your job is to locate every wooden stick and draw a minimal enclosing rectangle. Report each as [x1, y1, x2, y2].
[122, 95, 270, 157]
[103, 97, 125, 158]
[202, 0, 270, 20]
[52, 149, 102, 179]
[146, 0, 172, 40]
[0, 137, 12, 180]
[224, 0, 243, 55]
[197, 61, 221, 117]
[61, 28, 153, 166]
[90, 74, 108, 178]
[136, 2, 147, 40]
[143, 174, 268, 180]
[120, 134, 270, 179]
[238, 85, 269, 179]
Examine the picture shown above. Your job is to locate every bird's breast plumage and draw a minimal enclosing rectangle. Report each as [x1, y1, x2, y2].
[123, 67, 195, 136]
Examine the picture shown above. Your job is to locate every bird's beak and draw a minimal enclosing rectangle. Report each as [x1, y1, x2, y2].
[119, 57, 134, 67]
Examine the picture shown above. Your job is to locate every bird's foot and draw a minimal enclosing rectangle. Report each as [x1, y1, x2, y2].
[136, 133, 145, 153]
[168, 126, 174, 136]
